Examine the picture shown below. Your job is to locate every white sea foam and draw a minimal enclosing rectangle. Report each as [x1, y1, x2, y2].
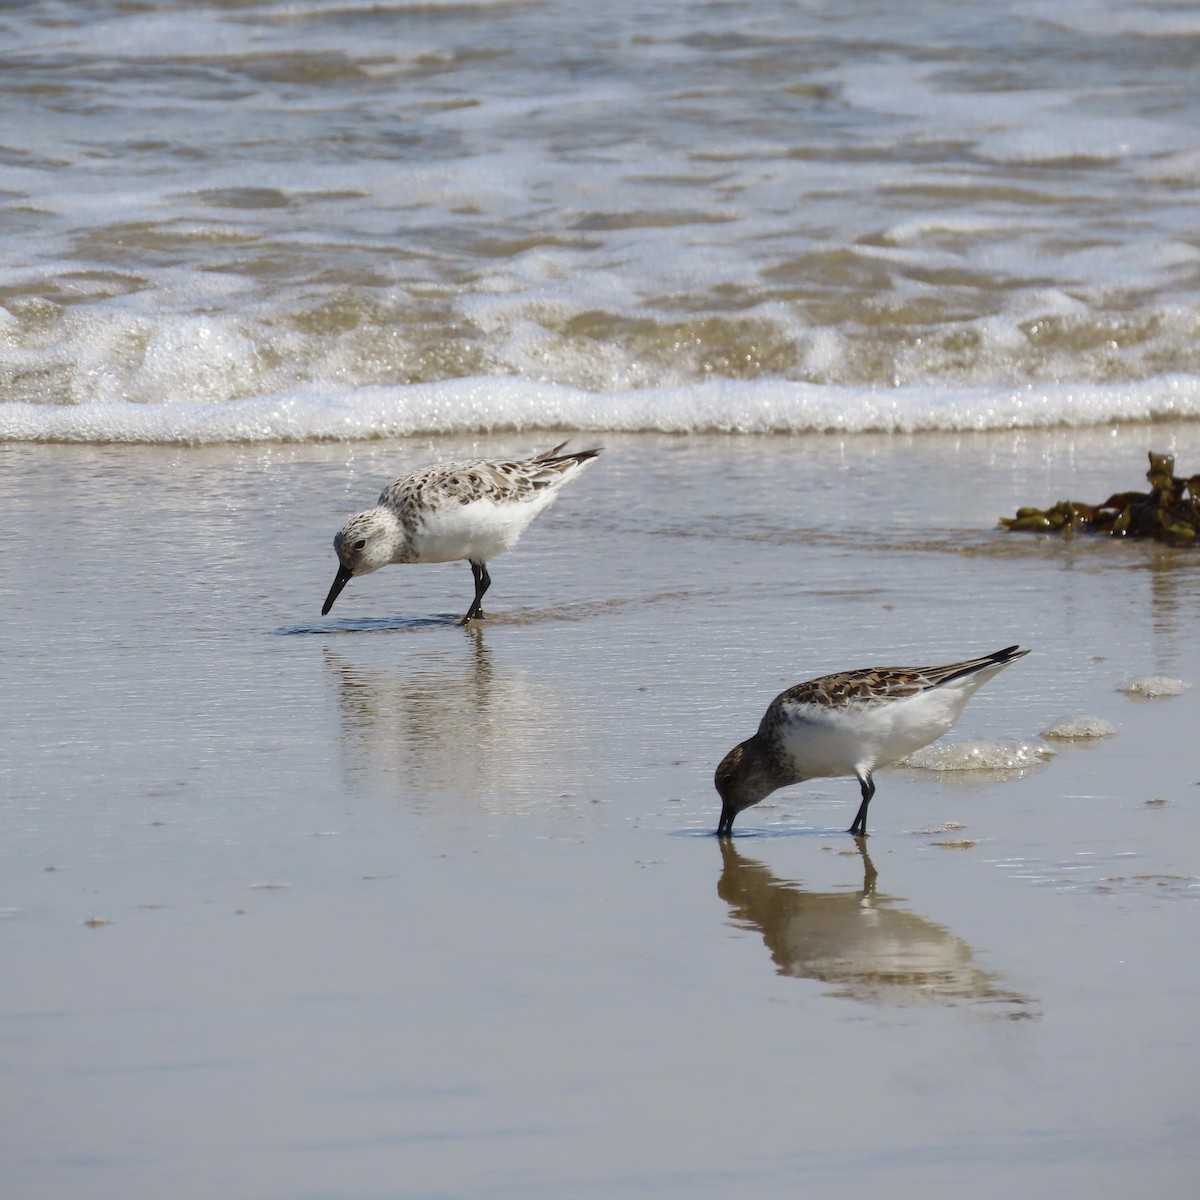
[901, 739, 1056, 772]
[1118, 676, 1193, 700]
[977, 117, 1188, 166]
[2, 376, 1199, 444]
[1018, 0, 1200, 39]
[1041, 716, 1118, 741]
[4, 0, 1200, 443]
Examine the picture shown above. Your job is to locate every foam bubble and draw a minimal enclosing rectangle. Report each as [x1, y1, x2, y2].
[1118, 676, 1193, 699]
[1041, 716, 1118, 740]
[900, 739, 1056, 772]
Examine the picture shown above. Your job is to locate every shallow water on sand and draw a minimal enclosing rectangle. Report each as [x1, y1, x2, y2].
[2, 427, 1199, 1198]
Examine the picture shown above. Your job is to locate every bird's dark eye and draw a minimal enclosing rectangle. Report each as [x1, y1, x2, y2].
[353, 539, 366, 550]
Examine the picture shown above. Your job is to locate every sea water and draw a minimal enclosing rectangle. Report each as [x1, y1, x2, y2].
[3, 0, 1200, 439]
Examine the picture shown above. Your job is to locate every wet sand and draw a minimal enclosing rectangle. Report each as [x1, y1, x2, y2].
[2, 427, 1199, 1198]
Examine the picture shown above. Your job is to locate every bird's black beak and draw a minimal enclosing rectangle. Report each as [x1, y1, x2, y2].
[322, 565, 353, 616]
[716, 802, 735, 838]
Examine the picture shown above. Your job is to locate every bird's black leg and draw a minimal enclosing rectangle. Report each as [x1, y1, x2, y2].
[848, 773, 875, 836]
[461, 560, 491, 624]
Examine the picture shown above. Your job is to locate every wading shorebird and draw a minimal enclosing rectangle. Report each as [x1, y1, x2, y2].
[322, 442, 602, 624]
[715, 646, 1029, 837]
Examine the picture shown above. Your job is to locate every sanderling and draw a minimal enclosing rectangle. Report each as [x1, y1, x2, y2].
[715, 645, 1029, 837]
[322, 442, 602, 624]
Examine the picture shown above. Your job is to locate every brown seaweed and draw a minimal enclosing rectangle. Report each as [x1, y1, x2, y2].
[1000, 452, 1199, 544]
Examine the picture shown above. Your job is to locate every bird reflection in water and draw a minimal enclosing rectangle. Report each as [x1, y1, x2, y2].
[718, 840, 1035, 1014]
[323, 627, 577, 811]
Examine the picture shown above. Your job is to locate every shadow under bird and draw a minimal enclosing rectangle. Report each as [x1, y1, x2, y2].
[715, 645, 1029, 837]
[322, 442, 602, 624]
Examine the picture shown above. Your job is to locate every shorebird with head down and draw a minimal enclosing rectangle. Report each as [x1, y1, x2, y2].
[322, 442, 602, 624]
[715, 646, 1029, 837]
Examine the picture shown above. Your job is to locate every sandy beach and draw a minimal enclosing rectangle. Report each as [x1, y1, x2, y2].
[2, 425, 1198, 1198]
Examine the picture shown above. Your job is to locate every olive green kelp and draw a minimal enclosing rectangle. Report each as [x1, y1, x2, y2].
[1001, 453, 1199, 544]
